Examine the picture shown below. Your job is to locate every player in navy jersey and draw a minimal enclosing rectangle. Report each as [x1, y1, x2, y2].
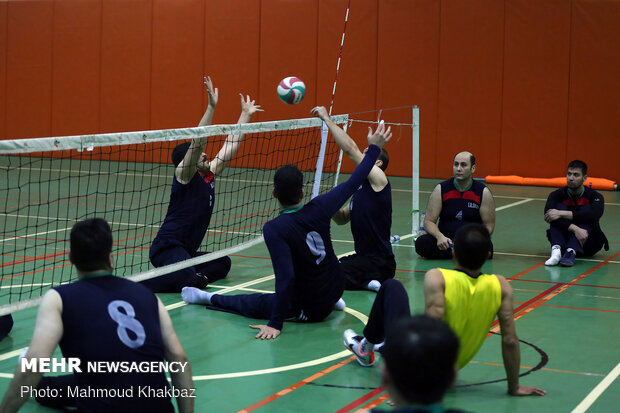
[181, 123, 392, 339]
[415, 151, 495, 259]
[544, 160, 609, 267]
[144, 77, 263, 293]
[0, 219, 194, 412]
[311, 106, 395, 292]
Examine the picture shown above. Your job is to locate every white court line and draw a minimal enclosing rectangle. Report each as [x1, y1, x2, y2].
[496, 198, 533, 211]
[572, 362, 620, 413]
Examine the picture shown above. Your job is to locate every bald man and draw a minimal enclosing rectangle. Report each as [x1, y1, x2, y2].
[415, 152, 496, 259]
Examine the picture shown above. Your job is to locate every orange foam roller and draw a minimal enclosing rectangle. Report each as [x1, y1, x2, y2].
[485, 175, 617, 191]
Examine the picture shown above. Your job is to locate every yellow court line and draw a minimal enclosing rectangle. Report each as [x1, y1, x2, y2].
[571, 362, 620, 413]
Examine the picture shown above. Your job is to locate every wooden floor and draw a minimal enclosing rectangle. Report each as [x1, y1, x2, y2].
[1, 177, 618, 412]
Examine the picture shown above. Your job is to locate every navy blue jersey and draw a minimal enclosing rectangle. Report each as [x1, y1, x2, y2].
[545, 186, 607, 242]
[438, 178, 486, 237]
[54, 275, 173, 412]
[350, 179, 393, 258]
[263, 145, 382, 330]
[151, 171, 215, 257]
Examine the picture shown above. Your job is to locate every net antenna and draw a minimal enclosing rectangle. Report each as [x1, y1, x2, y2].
[0, 115, 348, 315]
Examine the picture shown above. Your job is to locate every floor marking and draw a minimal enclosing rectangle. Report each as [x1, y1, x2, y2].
[0, 349, 25, 362]
[335, 386, 385, 413]
[237, 357, 356, 412]
[468, 360, 605, 377]
[356, 394, 390, 412]
[496, 198, 534, 211]
[195, 351, 352, 381]
[492, 251, 620, 333]
[572, 362, 620, 413]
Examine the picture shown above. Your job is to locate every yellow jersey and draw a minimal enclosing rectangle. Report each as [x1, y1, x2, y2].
[440, 268, 502, 369]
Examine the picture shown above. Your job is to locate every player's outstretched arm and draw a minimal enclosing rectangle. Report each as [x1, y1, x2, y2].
[497, 276, 546, 396]
[158, 298, 195, 412]
[198, 76, 218, 127]
[315, 122, 391, 217]
[175, 77, 219, 184]
[210, 94, 263, 176]
[311, 106, 364, 164]
[0, 291, 63, 412]
[312, 106, 388, 190]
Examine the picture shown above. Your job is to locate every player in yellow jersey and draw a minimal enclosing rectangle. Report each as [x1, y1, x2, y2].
[343, 223, 545, 397]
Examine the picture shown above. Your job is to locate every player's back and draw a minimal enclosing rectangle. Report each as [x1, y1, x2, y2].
[439, 268, 501, 369]
[264, 199, 343, 310]
[350, 179, 393, 257]
[54, 275, 174, 412]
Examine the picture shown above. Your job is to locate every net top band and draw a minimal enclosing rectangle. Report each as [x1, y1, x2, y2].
[0, 115, 349, 155]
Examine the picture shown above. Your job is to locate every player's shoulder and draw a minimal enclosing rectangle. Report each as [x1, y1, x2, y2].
[584, 186, 604, 200]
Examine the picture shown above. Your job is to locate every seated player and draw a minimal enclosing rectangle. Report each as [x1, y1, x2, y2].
[372, 315, 467, 413]
[344, 224, 545, 396]
[415, 152, 495, 259]
[182, 122, 392, 339]
[311, 106, 395, 292]
[544, 160, 609, 267]
[144, 77, 263, 293]
[0, 218, 194, 412]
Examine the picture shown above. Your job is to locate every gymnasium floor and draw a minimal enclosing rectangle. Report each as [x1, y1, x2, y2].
[0, 176, 618, 412]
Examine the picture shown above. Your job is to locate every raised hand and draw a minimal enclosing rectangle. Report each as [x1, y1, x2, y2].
[204, 76, 218, 108]
[367, 121, 392, 149]
[310, 106, 329, 121]
[240, 94, 263, 117]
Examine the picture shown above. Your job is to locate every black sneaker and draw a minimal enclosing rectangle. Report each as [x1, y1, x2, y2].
[559, 250, 576, 267]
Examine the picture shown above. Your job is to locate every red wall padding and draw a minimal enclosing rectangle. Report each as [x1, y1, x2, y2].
[1, 0, 618, 181]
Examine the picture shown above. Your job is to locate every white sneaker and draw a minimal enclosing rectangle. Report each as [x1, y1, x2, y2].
[343, 329, 375, 367]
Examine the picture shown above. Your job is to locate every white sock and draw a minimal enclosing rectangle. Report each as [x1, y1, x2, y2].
[360, 338, 374, 354]
[182, 287, 213, 305]
[333, 298, 346, 311]
[545, 245, 561, 266]
[567, 248, 576, 254]
[366, 280, 381, 292]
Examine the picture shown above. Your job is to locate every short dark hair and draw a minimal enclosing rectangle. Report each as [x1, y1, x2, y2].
[171, 142, 191, 167]
[382, 315, 459, 405]
[377, 148, 389, 171]
[453, 223, 491, 270]
[274, 165, 304, 206]
[567, 159, 587, 176]
[69, 218, 113, 272]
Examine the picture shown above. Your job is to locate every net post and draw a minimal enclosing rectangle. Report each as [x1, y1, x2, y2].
[312, 122, 329, 198]
[412, 106, 420, 236]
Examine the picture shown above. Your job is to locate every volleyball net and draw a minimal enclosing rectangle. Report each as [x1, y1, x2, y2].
[0, 115, 348, 314]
